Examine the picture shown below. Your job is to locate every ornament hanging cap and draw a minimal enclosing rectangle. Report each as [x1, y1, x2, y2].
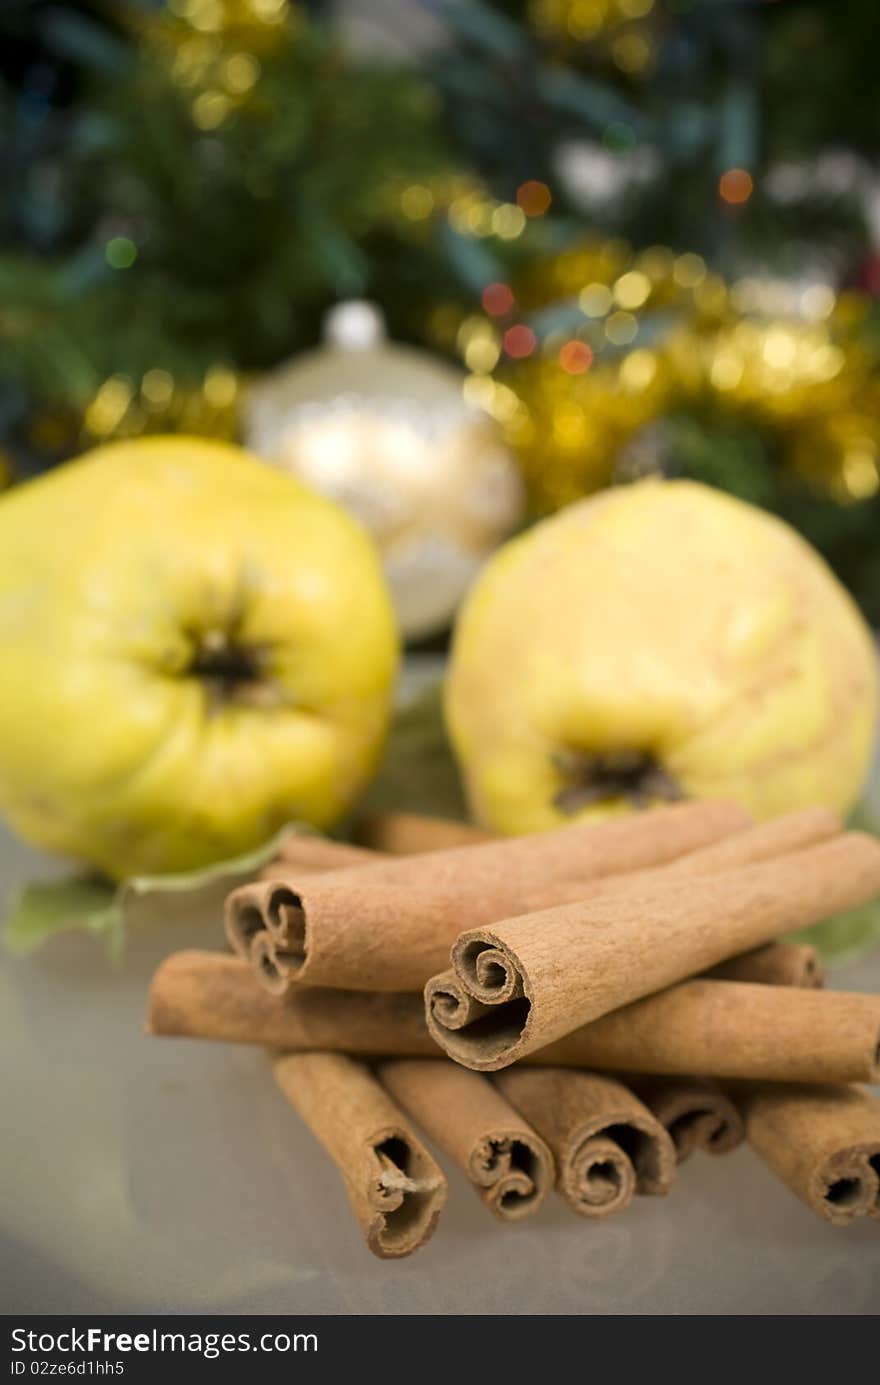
[323, 300, 386, 352]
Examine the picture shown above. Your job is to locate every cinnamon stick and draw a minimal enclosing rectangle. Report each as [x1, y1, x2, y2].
[148, 950, 435, 1052]
[627, 1076, 743, 1161]
[356, 812, 493, 855]
[260, 836, 384, 880]
[149, 952, 880, 1085]
[494, 1069, 676, 1219]
[733, 1082, 880, 1226]
[587, 806, 839, 902]
[705, 941, 824, 989]
[425, 832, 880, 1070]
[272, 1051, 447, 1258]
[378, 1059, 554, 1221]
[225, 798, 751, 992]
[635, 806, 839, 879]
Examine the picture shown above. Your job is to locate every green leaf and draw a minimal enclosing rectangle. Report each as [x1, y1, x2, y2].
[359, 679, 469, 821]
[788, 800, 880, 963]
[3, 823, 308, 958]
[4, 877, 120, 957]
[115, 823, 310, 933]
[788, 901, 880, 966]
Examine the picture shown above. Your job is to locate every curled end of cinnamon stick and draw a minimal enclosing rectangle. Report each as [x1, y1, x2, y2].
[564, 1135, 638, 1218]
[424, 971, 494, 1032]
[248, 931, 299, 997]
[361, 1128, 448, 1259]
[226, 882, 310, 994]
[813, 1148, 880, 1226]
[734, 1081, 880, 1226]
[425, 932, 532, 1071]
[706, 941, 826, 989]
[497, 1069, 677, 1220]
[469, 1130, 555, 1222]
[273, 1052, 447, 1259]
[634, 1077, 744, 1162]
[223, 885, 266, 959]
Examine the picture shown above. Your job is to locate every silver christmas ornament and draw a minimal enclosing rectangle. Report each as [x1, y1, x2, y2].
[244, 301, 524, 640]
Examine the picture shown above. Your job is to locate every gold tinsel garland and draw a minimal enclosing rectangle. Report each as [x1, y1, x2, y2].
[61, 5, 880, 509]
[72, 233, 880, 511]
[444, 239, 880, 510]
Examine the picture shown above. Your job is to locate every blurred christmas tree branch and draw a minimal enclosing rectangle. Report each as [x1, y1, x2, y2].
[4, 1, 880, 612]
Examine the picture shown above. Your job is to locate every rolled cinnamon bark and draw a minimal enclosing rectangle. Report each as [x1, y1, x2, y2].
[588, 806, 839, 902]
[495, 1069, 676, 1219]
[226, 798, 751, 992]
[148, 952, 880, 1085]
[148, 950, 435, 1053]
[272, 1052, 447, 1258]
[260, 837, 384, 881]
[247, 930, 298, 996]
[378, 1059, 554, 1221]
[637, 806, 839, 879]
[732, 1082, 880, 1226]
[628, 1076, 744, 1161]
[426, 832, 880, 1070]
[705, 941, 824, 989]
[356, 812, 493, 854]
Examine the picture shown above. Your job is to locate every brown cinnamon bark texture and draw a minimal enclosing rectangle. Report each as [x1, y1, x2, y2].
[585, 806, 839, 902]
[495, 1069, 676, 1218]
[260, 836, 384, 881]
[356, 812, 494, 854]
[225, 799, 751, 992]
[426, 832, 880, 1070]
[732, 1082, 880, 1226]
[148, 952, 880, 1084]
[640, 806, 838, 878]
[378, 1059, 554, 1221]
[628, 1076, 744, 1161]
[272, 1051, 447, 1258]
[705, 941, 824, 988]
[247, 930, 298, 996]
[148, 950, 435, 1053]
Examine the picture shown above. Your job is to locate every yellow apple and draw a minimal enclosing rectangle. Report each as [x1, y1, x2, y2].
[445, 479, 877, 833]
[0, 437, 398, 877]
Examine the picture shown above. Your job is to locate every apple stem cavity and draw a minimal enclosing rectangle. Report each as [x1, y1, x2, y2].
[552, 748, 685, 814]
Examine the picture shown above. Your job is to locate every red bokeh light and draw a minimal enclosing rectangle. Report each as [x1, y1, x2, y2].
[481, 282, 515, 317]
[503, 324, 537, 358]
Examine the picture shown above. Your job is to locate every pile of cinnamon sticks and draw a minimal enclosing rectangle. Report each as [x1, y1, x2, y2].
[147, 801, 880, 1259]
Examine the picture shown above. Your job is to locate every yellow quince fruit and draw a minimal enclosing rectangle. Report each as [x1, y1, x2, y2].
[0, 437, 398, 877]
[446, 479, 876, 833]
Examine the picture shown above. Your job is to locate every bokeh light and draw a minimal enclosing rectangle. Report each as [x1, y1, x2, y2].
[719, 168, 754, 205]
[482, 283, 516, 317]
[559, 340, 594, 374]
[503, 325, 537, 358]
[516, 181, 552, 217]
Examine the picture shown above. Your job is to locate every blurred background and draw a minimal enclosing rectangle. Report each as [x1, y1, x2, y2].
[4, 0, 880, 639]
